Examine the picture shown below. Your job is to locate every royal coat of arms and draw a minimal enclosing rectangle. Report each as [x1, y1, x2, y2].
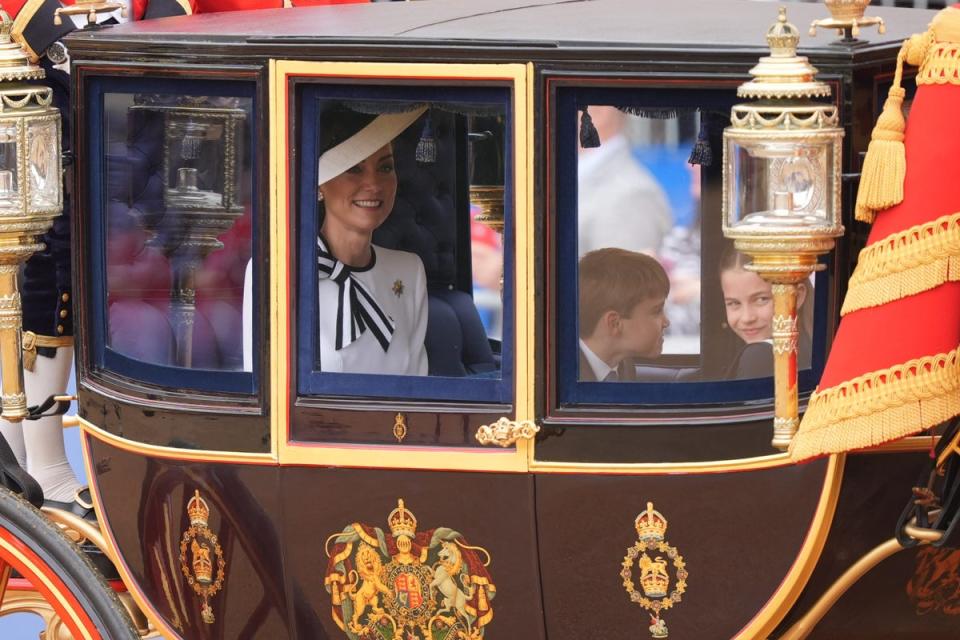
[621, 502, 688, 639]
[324, 499, 496, 640]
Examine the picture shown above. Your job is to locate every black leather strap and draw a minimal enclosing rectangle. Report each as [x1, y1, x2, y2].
[896, 417, 960, 548]
[25, 394, 71, 421]
[0, 435, 43, 508]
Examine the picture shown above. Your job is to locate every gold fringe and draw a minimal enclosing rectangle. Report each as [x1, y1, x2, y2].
[918, 43, 960, 85]
[841, 212, 960, 315]
[855, 43, 909, 224]
[789, 345, 960, 462]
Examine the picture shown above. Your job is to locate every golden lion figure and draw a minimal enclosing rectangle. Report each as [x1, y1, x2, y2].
[191, 539, 213, 584]
[344, 543, 392, 634]
[639, 553, 669, 596]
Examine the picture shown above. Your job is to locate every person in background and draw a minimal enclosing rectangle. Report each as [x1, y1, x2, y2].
[577, 106, 672, 257]
[578, 248, 671, 382]
[469, 207, 503, 339]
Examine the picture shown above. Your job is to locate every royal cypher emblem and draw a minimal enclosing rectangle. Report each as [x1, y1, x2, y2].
[179, 490, 226, 624]
[324, 499, 496, 640]
[621, 502, 688, 639]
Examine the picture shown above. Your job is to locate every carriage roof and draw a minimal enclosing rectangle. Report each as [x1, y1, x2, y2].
[66, 0, 933, 61]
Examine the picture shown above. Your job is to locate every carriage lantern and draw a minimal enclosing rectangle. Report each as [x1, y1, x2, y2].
[468, 114, 506, 234]
[130, 97, 246, 367]
[0, 10, 62, 421]
[722, 8, 844, 450]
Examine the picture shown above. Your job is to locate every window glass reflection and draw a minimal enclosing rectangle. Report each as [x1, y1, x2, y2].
[104, 93, 252, 372]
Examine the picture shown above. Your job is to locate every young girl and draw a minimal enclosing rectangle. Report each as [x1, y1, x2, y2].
[719, 249, 812, 379]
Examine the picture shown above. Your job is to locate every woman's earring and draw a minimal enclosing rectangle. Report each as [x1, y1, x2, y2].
[318, 190, 325, 202]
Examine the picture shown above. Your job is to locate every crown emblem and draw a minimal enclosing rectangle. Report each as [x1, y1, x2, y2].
[639, 554, 670, 598]
[622, 501, 688, 639]
[179, 489, 225, 625]
[766, 7, 800, 57]
[191, 538, 213, 584]
[387, 498, 418, 538]
[187, 490, 210, 526]
[634, 502, 667, 542]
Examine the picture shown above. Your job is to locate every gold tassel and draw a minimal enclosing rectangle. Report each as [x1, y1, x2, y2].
[854, 30, 934, 224]
[855, 43, 909, 224]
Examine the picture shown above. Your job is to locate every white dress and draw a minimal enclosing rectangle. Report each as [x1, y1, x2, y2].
[318, 245, 429, 375]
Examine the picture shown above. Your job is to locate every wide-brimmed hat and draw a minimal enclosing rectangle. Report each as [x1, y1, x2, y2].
[317, 105, 426, 187]
[790, 5, 960, 461]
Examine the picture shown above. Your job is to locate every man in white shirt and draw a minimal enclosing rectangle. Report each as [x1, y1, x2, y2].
[577, 106, 672, 257]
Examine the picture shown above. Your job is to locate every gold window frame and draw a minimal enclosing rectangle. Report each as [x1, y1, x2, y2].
[271, 60, 534, 472]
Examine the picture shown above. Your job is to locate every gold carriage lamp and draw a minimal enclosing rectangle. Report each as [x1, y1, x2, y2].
[54, 0, 126, 28]
[0, 9, 62, 421]
[130, 97, 246, 367]
[722, 8, 844, 450]
[809, 0, 885, 42]
[468, 115, 506, 234]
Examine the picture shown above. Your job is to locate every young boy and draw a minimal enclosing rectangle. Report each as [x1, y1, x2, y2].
[578, 248, 671, 382]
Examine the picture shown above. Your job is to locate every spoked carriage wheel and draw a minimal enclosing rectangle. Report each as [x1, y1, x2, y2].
[0, 486, 138, 639]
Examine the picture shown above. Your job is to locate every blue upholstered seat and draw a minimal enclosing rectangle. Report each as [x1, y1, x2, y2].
[374, 110, 497, 377]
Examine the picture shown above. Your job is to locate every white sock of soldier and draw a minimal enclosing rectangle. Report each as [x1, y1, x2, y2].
[22, 346, 80, 503]
[0, 417, 26, 468]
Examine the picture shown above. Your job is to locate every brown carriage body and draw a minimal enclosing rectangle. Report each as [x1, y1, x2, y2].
[57, 2, 953, 638]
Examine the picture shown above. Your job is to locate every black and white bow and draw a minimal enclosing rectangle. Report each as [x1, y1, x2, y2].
[317, 236, 395, 351]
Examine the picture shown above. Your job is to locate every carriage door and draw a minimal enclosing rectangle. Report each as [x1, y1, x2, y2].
[272, 61, 545, 640]
[532, 79, 843, 639]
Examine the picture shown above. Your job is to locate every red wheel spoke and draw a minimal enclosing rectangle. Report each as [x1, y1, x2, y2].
[0, 555, 10, 604]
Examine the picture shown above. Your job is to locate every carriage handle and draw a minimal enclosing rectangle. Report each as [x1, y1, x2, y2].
[475, 417, 539, 448]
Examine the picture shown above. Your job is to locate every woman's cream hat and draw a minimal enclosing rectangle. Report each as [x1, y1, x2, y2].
[317, 106, 427, 186]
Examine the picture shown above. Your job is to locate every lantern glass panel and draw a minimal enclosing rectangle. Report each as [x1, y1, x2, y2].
[0, 123, 21, 214]
[166, 116, 226, 209]
[727, 135, 835, 227]
[26, 119, 59, 211]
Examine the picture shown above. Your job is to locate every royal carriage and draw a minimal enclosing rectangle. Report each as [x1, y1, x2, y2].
[0, 1, 956, 638]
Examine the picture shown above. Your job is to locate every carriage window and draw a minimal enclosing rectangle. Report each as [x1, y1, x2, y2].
[296, 87, 513, 403]
[90, 78, 256, 393]
[558, 91, 827, 405]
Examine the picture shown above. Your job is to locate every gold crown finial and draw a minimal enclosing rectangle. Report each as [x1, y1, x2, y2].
[767, 7, 800, 57]
[187, 490, 210, 527]
[388, 498, 418, 539]
[0, 10, 11, 45]
[635, 502, 668, 542]
[736, 7, 830, 101]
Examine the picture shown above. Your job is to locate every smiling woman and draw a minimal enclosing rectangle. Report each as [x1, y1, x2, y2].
[315, 105, 429, 375]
